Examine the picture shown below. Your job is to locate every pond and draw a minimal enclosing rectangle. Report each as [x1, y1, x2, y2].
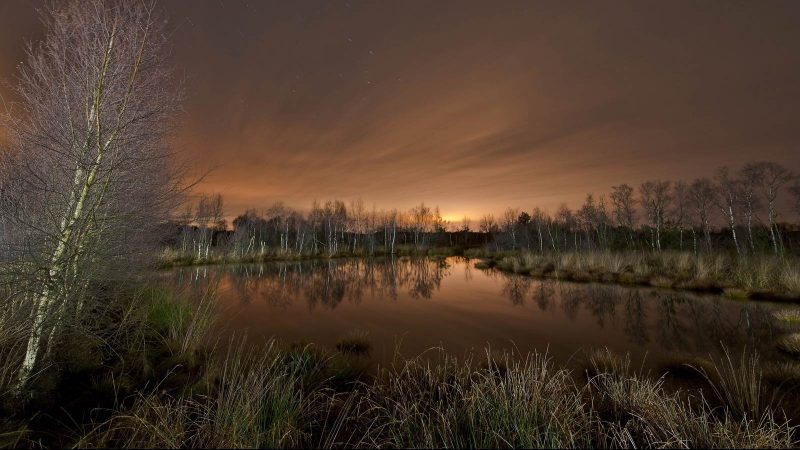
[166, 256, 784, 371]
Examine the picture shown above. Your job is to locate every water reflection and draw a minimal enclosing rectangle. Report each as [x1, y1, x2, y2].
[174, 257, 451, 310]
[168, 257, 780, 368]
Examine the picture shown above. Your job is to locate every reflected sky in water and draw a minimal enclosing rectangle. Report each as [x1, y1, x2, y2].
[166, 257, 781, 369]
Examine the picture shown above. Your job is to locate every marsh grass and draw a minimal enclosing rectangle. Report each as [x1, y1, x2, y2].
[354, 351, 594, 448]
[79, 337, 377, 449]
[773, 308, 800, 325]
[696, 348, 773, 421]
[145, 285, 217, 357]
[59, 344, 800, 449]
[351, 349, 797, 448]
[488, 251, 800, 300]
[586, 348, 634, 378]
[588, 361, 794, 448]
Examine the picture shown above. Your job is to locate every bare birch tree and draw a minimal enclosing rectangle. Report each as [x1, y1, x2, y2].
[639, 180, 671, 252]
[530, 208, 546, 253]
[738, 164, 762, 253]
[687, 179, 716, 252]
[746, 161, 793, 255]
[0, 0, 182, 389]
[714, 167, 742, 255]
[501, 207, 520, 249]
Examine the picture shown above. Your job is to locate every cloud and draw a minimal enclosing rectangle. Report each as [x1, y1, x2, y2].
[3, 0, 800, 219]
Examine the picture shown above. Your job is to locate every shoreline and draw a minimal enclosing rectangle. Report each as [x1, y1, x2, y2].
[479, 251, 800, 303]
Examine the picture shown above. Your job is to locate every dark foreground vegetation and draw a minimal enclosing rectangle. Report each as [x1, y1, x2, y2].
[2, 285, 800, 448]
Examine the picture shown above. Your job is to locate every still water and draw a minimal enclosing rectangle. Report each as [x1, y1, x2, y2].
[167, 257, 782, 370]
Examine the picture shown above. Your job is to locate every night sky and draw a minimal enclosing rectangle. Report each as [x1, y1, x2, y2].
[2, 0, 800, 221]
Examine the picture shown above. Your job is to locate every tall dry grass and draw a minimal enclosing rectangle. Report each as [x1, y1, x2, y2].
[492, 251, 800, 299]
[588, 352, 794, 448]
[78, 340, 339, 448]
[72, 345, 799, 449]
[354, 351, 593, 448]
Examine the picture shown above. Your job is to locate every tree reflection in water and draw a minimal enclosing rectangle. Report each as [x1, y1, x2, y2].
[169, 257, 780, 361]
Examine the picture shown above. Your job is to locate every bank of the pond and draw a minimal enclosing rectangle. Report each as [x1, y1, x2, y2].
[3, 284, 800, 448]
[477, 251, 800, 303]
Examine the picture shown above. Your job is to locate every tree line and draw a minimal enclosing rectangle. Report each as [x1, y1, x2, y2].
[169, 161, 800, 259]
[169, 197, 471, 258]
[482, 162, 799, 255]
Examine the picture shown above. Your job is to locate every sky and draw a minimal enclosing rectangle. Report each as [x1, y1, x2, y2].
[1, 0, 800, 222]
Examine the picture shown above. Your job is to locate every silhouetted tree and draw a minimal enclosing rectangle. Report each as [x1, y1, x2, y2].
[715, 167, 742, 255]
[611, 184, 637, 248]
[639, 180, 671, 252]
[738, 164, 762, 253]
[672, 181, 690, 251]
[688, 178, 716, 252]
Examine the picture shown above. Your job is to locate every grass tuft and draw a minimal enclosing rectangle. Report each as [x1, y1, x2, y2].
[773, 308, 800, 326]
[335, 330, 372, 356]
[145, 286, 217, 357]
[697, 347, 768, 420]
[777, 333, 800, 357]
